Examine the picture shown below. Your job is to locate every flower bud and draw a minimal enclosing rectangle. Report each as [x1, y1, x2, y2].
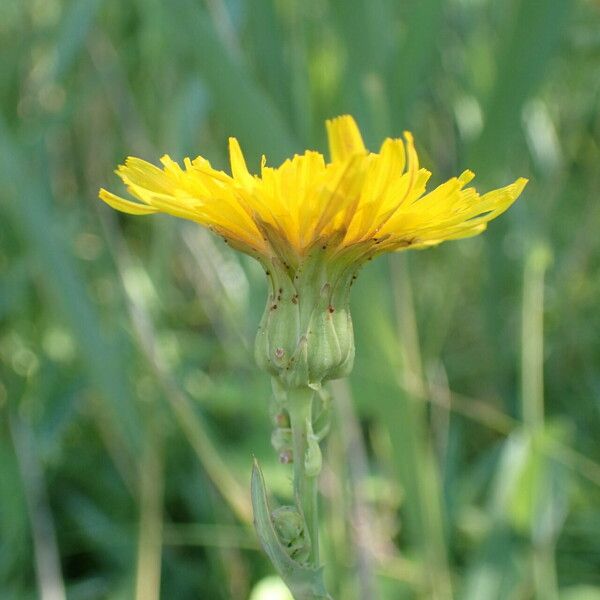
[271, 506, 311, 564]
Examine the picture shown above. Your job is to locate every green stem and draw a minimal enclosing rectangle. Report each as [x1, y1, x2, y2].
[287, 387, 320, 567]
[252, 384, 332, 599]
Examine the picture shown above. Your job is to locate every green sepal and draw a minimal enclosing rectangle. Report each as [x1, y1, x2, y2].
[265, 257, 300, 373]
[326, 307, 354, 380]
[251, 459, 332, 600]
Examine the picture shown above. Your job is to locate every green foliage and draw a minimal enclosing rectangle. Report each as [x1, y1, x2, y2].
[1, 0, 599, 598]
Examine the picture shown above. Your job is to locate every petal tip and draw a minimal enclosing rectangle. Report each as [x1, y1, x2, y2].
[511, 177, 529, 198]
[98, 188, 158, 215]
[228, 137, 253, 183]
[326, 114, 366, 162]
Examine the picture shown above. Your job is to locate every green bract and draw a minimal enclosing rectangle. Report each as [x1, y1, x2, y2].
[254, 236, 363, 390]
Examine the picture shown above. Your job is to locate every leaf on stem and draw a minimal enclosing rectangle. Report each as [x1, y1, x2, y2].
[251, 459, 331, 600]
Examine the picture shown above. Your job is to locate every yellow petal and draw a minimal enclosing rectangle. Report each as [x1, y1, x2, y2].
[228, 137, 254, 187]
[98, 188, 159, 215]
[403, 131, 419, 172]
[326, 115, 367, 163]
[458, 169, 475, 186]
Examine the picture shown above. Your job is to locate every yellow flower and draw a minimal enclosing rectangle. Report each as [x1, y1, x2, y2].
[99, 115, 527, 266]
[99, 115, 526, 388]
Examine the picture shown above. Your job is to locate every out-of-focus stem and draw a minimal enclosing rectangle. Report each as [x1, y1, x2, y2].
[521, 244, 550, 431]
[9, 412, 66, 600]
[135, 437, 164, 600]
[521, 243, 557, 600]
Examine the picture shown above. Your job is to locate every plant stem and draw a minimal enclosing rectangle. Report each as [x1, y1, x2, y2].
[253, 384, 332, 598]
[287, 387, 320, 567]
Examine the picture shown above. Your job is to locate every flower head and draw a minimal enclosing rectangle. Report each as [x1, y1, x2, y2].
[99, 115, 526, 268]
[99, 115, 526, 388]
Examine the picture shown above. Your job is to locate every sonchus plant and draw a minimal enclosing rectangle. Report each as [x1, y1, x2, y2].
[100, 116, 527, 599]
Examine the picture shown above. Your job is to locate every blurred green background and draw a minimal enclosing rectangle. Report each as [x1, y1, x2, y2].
[1, 0, 599, 598]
